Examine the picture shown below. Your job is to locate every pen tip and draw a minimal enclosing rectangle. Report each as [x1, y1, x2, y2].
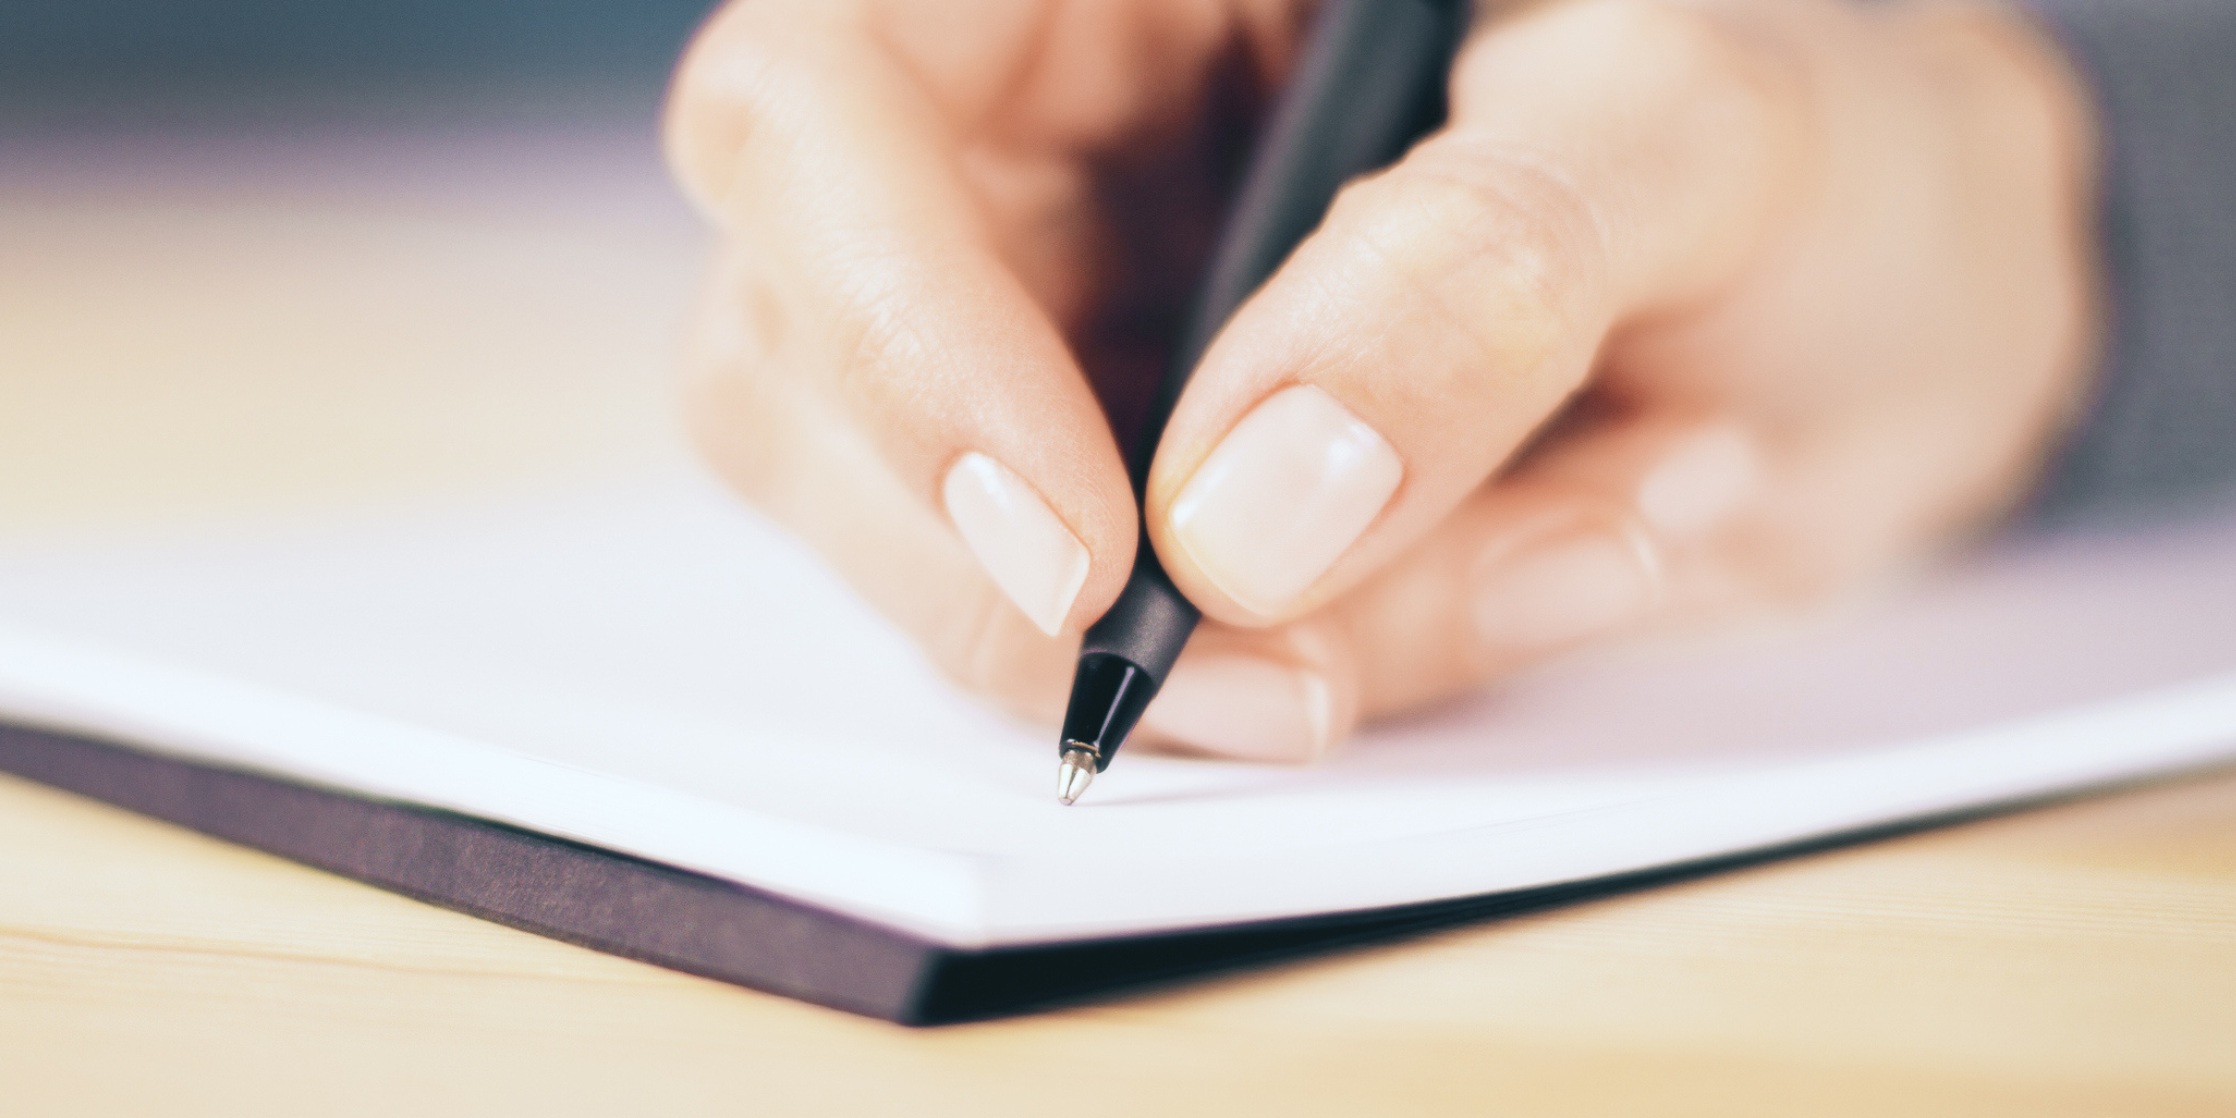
[1057, 749, 1096, 806]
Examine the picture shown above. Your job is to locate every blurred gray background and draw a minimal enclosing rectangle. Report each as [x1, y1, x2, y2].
[0, 0, 725, 125]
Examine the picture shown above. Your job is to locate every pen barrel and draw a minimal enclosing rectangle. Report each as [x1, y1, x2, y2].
[1080, 542, 1201, 677]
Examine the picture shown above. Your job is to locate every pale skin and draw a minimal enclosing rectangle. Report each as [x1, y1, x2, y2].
[664, 0, 2097, 763]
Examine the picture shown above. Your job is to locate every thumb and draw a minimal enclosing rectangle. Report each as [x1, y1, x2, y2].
[1144, 0, 1799, 624]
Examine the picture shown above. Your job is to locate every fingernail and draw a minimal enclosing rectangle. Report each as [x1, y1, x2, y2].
[1168, 385, 1402, 616]
[1473, 532, 1658, 655]
[942, 452, 1090, 637]
[1140, 655, 1332, 763]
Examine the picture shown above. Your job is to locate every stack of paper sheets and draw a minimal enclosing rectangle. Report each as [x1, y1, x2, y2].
[2, 455, 2233, 947]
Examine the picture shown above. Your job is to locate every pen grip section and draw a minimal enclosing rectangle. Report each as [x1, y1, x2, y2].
[1080, 544, 1200, 677]
[1067, 549, 1202, 769]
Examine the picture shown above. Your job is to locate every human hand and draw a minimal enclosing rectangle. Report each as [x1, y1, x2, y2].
[664, 0, 2095, 762]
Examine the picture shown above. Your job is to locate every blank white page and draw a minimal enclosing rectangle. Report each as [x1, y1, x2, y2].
[2, 454, 2234, 947]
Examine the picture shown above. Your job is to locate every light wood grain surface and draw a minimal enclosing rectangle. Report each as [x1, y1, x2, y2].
[2, 123, 2232, 1118]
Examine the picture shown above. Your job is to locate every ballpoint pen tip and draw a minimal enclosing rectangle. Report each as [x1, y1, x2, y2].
[1057, 747, 1096, 806]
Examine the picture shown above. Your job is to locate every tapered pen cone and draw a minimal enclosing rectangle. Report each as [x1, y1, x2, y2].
[1057, 751, 1096, 806]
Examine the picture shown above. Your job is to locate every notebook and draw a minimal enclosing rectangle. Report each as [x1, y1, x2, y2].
[3, 439, 2235, 1021]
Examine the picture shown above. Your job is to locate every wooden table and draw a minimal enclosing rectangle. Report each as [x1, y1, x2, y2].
[3, 123, 2232, 1118]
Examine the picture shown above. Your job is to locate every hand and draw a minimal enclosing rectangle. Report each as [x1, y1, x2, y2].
[664, 0, 2096, 762]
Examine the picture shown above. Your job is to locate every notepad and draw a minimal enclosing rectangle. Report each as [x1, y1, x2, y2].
[3, 450, 2235, 1017]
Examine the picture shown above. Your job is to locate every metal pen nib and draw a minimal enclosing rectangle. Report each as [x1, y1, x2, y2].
[1057, 743, 1098, 806]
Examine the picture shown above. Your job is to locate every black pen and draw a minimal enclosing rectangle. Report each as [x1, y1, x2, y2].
[1057, 0, 1470, 804]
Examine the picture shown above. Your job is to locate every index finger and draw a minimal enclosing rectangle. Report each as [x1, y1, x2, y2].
[664, 1, 1139, 638]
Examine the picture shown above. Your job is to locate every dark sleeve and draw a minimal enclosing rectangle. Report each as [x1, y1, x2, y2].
[2019, 0, 2236, 527]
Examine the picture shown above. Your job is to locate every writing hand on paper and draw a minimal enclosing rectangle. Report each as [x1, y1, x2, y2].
[664, 0, 2096, 762]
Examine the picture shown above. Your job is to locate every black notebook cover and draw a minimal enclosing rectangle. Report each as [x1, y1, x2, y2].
[4, 719, 2097, 1024]
[0, 721, 1635, 1023]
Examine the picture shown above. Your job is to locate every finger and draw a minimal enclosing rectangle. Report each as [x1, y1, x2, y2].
[1143, 0, 1805, 626]
[1129, 395, 2008, 765]
[683, 251, 1078, 723]
[665, 2, 1135, 639]
[1128, 615, 1361, 764]
[1125, 406, 1899, 762]
[1320, 410, 1769, 721]
[1329, 381, 2053, 726]
[1124, 411, 1760, 761]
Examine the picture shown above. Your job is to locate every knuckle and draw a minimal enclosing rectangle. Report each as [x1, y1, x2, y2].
[924, 582, 1012, 697]
[1462, 0, 1792, 137]
[1575, 0, 1750, 86]
[664, 2, 853, 217]
[813, 247, 983, 480]
[921, 579, 1068, 719]
[664, 4, 772, 206]
[1344, 144, 1610, 390]
[1575, 0, 1792, 121]
[681, 284, 810, 510]
[669, 1, 831, 120]
[681, 359, 791, 511]
[822, 271, 948, 440]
